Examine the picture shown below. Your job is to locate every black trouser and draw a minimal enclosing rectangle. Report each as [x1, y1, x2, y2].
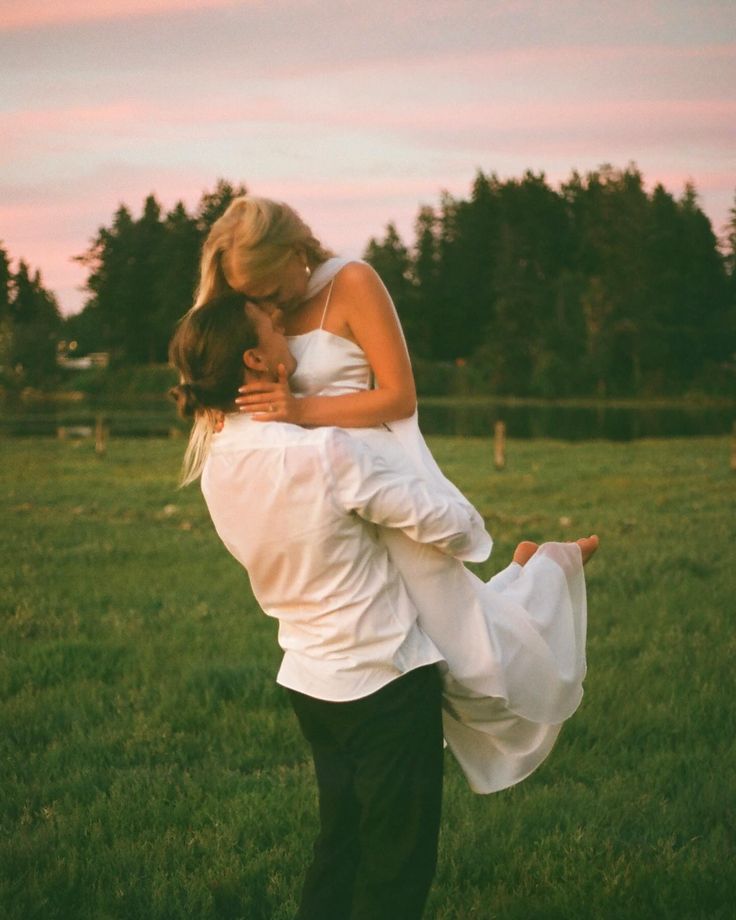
[287, 664, 444, 920]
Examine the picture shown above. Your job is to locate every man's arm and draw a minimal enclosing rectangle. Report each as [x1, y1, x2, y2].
[321, 429, 492, 563]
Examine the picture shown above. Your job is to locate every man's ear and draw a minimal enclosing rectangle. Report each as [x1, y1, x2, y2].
[243, 348, 265, 372]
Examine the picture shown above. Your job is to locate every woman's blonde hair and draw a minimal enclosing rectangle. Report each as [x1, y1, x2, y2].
[193, 195, 334, 308]
[179, 196, 333, 482]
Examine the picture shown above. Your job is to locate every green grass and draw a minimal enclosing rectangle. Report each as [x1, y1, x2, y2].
[1, 435, 735, 919]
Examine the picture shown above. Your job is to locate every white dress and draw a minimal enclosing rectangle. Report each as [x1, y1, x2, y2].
[287, 258, 588, 794]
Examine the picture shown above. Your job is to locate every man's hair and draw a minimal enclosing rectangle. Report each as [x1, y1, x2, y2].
[168, 291, 258, 485]
[169, 291, 257, 418]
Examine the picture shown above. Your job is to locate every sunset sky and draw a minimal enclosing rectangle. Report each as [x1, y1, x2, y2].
[1, 0, 735, 315]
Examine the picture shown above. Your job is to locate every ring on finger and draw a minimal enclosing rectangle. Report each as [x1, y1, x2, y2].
[269, 403, 275, 412]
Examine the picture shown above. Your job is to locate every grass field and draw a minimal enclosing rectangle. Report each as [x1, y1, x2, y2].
[1, 435, 735, 919]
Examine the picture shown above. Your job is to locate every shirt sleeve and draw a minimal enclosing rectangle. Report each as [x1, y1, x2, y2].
[321, 428, 492, 563]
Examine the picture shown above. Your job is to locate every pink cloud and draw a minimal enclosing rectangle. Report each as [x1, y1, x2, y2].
[0, 101, 147, 136]
[0, 0, 252, 32]
[307, 98, 736, 137]
[1, 162, 234, 218]
[3, 93, 733, 171]
[273, 40, 736, 82]
[253, 175, 461, 202]
[0, 97, 291, 141]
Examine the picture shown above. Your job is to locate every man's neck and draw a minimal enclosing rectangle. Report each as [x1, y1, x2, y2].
[242, 369, 271, 386]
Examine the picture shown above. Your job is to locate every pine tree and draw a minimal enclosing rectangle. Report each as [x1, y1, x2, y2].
[73, 181, 249, 363]
[196, 179, 248, 233]
[724, 192, 736, 388]
[674, 183, 731, 389]
[0, 244, 13, 377]
[76, 204, 137, 360]
[8, 260, 61, 383]
[363, 223, 413, 335]
[410, 206, 440, 358]
[563, 165, 650, 394]
[152, 201, 202, 354]
[0, 244, 10, 320]
[128, 194, 167, 363]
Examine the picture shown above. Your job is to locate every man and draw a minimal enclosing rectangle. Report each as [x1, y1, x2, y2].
[199, 304, 491, 919]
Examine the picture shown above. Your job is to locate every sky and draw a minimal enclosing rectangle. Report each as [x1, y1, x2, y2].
[1, 0, 735, 316]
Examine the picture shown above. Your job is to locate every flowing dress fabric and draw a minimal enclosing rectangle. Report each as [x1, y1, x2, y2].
[286, 258, 587, 794]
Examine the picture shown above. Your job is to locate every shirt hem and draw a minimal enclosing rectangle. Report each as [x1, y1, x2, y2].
[275, 654, 444, 703]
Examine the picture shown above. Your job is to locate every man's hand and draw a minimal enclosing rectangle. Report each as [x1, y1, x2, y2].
[235, 364, 302, 423]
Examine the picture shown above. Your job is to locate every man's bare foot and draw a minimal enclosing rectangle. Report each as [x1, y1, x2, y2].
[513, 540, 539, 565]
[576, 535, 599, 564]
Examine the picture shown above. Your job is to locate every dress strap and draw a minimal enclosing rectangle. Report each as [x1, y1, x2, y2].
[303, 256, 350, 302]
[319, 279, 335, 329]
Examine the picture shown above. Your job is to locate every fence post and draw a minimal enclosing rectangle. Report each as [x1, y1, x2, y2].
[95, 414, 108, 456]
[494, 420, 506, 470]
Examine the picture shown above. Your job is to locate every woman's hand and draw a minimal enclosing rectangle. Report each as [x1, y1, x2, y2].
[235, 364, 302, 423]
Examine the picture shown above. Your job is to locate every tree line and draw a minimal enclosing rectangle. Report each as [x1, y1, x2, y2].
[2, 168, 735, 397]
[0, 248, 62, 387]
[367, 166, 736, 397]
[68, 179, 248, 365]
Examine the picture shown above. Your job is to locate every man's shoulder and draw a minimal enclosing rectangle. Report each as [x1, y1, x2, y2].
[210, 416, 350, 456]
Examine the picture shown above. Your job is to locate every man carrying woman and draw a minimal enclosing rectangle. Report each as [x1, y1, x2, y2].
[170, 195, 598, 918]
[170, 293, 494, 919]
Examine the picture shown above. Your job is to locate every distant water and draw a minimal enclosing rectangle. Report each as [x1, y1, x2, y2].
[0, 399, 734, 441]
[417, 401, 735, 441]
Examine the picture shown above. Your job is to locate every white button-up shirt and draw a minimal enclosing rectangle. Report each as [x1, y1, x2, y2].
[201, 415, 491, 701]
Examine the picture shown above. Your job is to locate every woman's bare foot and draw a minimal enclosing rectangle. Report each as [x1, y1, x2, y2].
[576, 534, 599, 564]
[513, 540, 539, 565]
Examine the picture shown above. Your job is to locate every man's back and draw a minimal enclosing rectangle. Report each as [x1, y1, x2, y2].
[201, 415, 455, 701]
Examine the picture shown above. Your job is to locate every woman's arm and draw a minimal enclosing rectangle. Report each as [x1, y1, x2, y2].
[238, 262, 417, 428]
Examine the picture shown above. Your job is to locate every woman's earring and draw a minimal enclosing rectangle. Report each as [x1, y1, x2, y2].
[305, 264, 311, 278]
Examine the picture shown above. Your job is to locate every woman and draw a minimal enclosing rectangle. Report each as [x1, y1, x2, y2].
[192, 196, 416, 429]
[183, 195, 598, 793]
[191, 197, 518, 534]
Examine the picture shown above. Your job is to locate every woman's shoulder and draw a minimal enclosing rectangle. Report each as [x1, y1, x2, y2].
[332, 259, 384, 295]
[330, 260, 404, 341]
